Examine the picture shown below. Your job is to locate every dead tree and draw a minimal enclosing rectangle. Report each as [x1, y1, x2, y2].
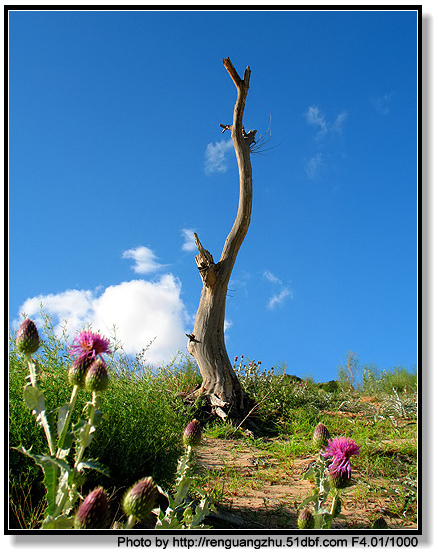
[186, 58, 256, 421]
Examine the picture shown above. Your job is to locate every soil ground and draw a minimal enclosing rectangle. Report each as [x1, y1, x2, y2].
[195, 437, 417, 531]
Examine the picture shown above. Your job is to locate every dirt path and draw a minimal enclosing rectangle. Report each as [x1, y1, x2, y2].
[195, 437, 417, 530]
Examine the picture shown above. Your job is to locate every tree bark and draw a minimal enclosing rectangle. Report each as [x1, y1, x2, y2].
[186, 58, 256, 421]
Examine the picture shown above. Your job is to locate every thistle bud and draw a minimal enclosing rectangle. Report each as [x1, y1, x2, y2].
[312, 423, 331, 451]
[122, 477, 158, 521]
[85, 359, 109, 392]
[297, 508, 314, 529]
[68, 355, 94, 388]
[16, 318, 40, 354]
[329, 469, 351, 490]
[183, 419, 202, 448]
[74, 487, 110, 529]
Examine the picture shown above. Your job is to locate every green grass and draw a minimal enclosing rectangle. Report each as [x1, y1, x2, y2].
[9, 315, 417, 529]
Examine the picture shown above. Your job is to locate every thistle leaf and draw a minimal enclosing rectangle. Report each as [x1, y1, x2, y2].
[23, 384, 44, 411]
[77, 459, 110, 476]
[41, 515, 75, 529]
[57, 404, 71, 436]
[13, 446, 73, 516]
[296, 493, 320, 509]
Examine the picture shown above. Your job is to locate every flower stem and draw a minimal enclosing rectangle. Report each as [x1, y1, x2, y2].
[74, 391, 98, 469]
[125, 515, 137, 529]
[24, 353, 38, 388]
[57, 385, 79, 457]
[24, 353, 56, 456]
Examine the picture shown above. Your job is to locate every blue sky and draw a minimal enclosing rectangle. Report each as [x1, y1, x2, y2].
[8, 8, 418, 382]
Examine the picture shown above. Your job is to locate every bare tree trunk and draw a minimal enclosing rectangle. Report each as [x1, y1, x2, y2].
[187, 58, 256, 421]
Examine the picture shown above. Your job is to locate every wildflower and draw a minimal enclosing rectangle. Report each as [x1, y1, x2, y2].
[69, 331, 111, 361]
[68, 355, 95, 388]
[183, 419, 202, 448]
[122, 477, 158, 521]
[16, 318, 40, 354]
[85, 359, 109, 392]
[297, 508, 314, 529]
[74, 487, 110, 529]
[323, 436, 360, 479]
[312, 423, 331, 451]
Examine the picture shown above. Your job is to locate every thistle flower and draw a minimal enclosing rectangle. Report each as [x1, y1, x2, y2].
[68, 355, 95, 388]
[323, 436, 360, 479]
[297, 508, 314, 529]
[16, 318, 40, 354]
[183, 419, 202, 448]
[312, 423, 331, 451]
[85, 359, 109, 392]
[122, 477, 158, 521]
[74, 487, 110, 529]
[69, 331, 111, 361]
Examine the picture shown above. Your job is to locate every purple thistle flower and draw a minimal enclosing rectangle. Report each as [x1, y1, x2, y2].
[323, 436, 360, 478]
[69, 331, 111, 361]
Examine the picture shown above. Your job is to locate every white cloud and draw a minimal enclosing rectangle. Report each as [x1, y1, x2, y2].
[305, 106, 347, 137]
[267, 287, 292, 310]
[262, 270, 292, 310]
[19, 290, 94, 336]
[333, 111, 347, 133]
[204, 138, 234, 174]
[372, 93, 395, 115]
[263, 270, 281, 284]
[17, 275, 190, 365]
[122, 246, 164, 274]
[306, 106, 328, 135]
[181, 229, 197, 252]
[306, 153, 324, 179]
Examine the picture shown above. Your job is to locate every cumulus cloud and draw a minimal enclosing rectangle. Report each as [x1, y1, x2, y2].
[17, 275, 190, 366]
[122, 246, 164, 274]
[204, 138, 234, 174]
[19, 290, 95, 335]
[181, 229, 197, 252]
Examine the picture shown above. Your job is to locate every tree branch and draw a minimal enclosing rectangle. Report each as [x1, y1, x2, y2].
[193, 232, 216, 287]
[219, 58, 253, 271]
